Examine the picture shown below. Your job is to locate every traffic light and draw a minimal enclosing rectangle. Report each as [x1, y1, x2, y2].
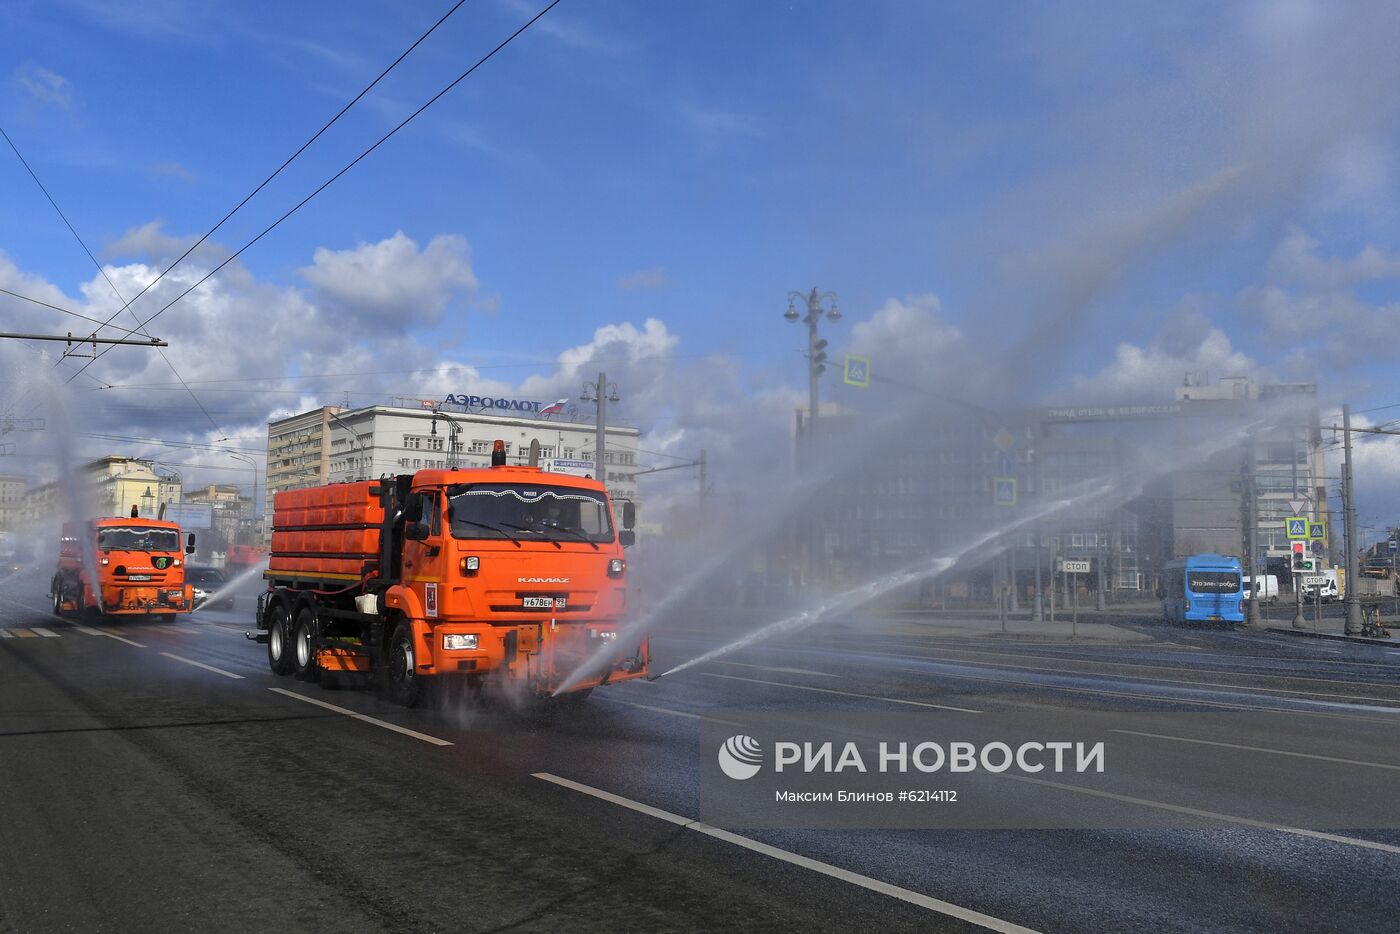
[1292, 542, 1305, 571]
[812, 338, 829, 375]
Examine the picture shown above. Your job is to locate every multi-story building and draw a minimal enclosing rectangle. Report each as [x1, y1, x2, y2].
[0, 474, 24, 530]
[20, 457, 184, 525]
[267, 401, 640, 510]
[185, 483, 253, 551]
[265, 406, 341, 502]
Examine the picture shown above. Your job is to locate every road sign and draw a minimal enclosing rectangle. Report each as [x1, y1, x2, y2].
[842, 355, 870, 388]
[1310, 540, 1324, 555]
[996, 452, 1013, 475]
[1060, 559, 1091, 574]
[1288, 498, 1309, 514]
[1308, 521, 1326, 540]
[161, 503, 213, 529]
[544, 458, 596, 477]
[1390, 539, 1399, 553]
[1285, 517, 1308, 539]
[993, 428, 1014, 452]
[993, 477, 1017, 506]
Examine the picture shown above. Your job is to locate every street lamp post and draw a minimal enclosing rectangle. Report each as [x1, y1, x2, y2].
[580, 373, 620, 480]
[784, 288, 840, 430]
[229, 452, 259, 542]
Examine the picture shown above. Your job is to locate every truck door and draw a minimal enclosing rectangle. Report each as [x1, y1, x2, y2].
[402, 491, 446, 619]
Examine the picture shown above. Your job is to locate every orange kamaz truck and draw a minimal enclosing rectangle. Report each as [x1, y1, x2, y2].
[253, 441, 645, 705]
[51, 516, 196, 621]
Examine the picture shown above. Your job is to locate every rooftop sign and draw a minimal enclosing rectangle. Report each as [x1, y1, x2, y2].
[442, 394, 546, 413]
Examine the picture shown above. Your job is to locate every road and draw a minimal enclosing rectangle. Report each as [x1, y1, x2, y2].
[3, 568, 1399, 933]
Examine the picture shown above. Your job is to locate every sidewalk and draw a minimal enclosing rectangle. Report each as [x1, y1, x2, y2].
[1265, 624, 1397, 647]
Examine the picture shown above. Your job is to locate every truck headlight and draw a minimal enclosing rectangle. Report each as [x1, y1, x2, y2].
[461, 556, 480, 575]
[608, 558, 625, 578]
[443, 633, 478, 651]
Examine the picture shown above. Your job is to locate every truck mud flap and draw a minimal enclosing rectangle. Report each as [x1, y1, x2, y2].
[503, 629, 517, 665]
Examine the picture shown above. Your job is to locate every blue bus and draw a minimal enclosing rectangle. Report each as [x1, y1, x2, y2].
[1161, 554, 1244, 626]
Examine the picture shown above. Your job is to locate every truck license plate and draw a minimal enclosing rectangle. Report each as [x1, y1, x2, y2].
[127, 575, 151, 581]
[522, 596, 564, 609]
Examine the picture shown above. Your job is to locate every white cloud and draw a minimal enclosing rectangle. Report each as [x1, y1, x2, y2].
[299, 231, 477, 331]
[1267, 226, 1400, 289]
[148, 161, 196, 184]
[1068, 318, 1262, 403]
[15, 64, 73, 110]
[105, 219, 210, 262]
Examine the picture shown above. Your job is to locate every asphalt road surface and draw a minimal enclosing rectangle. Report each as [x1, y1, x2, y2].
[3, 567, 1399, 933]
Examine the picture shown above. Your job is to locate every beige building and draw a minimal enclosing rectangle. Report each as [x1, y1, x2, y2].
[21, 457, 184, 525]
[0, 474, 25, 530]
[185, 483, 253, 549]
[265, 406, 341, 500]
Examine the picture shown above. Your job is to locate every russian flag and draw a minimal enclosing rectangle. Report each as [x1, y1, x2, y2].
[540, 398, 568, 416]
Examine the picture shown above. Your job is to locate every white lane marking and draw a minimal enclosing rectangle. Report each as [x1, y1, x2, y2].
[68, 622, 104, 635]
[97, 628, 146, 648]
[887, 665, 1400, 723]
[268, 688, 452, 746]
[714, 661, 841, 679]
[29, 627, 60, 638]
[12, 628, 37, 638]
[158, 651, 245, 680]
[532, 772, 1039, 934]
[700, 672, 983, 714]
[596, 696, 744, 726]
[1007, 774, 1400, 856]
[0, 629, 14, 638]
[1110, 729, 1400, 771]
[894, 651, 1400, 704]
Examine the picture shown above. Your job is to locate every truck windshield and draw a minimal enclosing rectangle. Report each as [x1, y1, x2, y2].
[446, 483, 613, 543]
[96, 526, 181, 552]
[1187, 571, 1240, 593]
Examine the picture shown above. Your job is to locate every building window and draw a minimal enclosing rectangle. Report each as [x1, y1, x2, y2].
[405, 436, 421, 450]
[469, 439, 490, 455]
[428, 437, 443, 451]
[413, 458, 422, 469]
[541, 445, 556, 459]
[562, 447, 575, 459]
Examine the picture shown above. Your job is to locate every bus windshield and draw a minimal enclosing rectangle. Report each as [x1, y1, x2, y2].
[447, 483, 613, 543]
[1187, 571, 1240, 593]
[96, 526, 181, 552]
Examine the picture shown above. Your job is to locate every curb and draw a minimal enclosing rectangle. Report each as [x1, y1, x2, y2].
[1265, 626, 1396, 647]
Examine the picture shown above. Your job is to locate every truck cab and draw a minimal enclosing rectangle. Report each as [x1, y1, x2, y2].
[52, 517, 195, 619]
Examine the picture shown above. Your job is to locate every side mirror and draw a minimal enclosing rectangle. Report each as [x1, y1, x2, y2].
[186, 533, 196, 555]
[622, 501, 636, 530]
[405, 520, 430, 542]
[618, 529, 636, 548]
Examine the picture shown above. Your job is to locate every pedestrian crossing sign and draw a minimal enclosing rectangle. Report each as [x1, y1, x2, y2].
[1285, 517, 1308, 539]
[843, 354, 870, 388]
[994, 476, 1017, 506]
[1308, 521, 1326, 540]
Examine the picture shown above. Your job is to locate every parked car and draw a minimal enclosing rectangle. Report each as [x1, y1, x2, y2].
[187, 566, 234, 610]
[1243, 574, 1279, 605]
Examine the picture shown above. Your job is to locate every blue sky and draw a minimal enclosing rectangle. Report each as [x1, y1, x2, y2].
[4, 0, 1400, 525]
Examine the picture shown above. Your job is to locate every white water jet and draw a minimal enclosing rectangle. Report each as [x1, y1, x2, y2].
[190, 558, 269, 614]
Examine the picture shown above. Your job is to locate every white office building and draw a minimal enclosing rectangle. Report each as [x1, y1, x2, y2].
[296, 402, 640, 505]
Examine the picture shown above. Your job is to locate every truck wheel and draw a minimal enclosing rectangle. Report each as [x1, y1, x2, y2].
[384, 621, 422, 708]
[51, 581, 64, 617]
[266, 603, 295, 676]
[293, 608, 320, 683]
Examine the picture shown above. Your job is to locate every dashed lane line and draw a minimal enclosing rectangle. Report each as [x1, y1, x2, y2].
[1007, 774, 1400, 856]
[595, 696, 744, 726]
[268, 688, 452, 746]
[532, 772, 1040, 934]
[158, 651, 245, 680]
[96, 628, 146, 648]
[1109, 729, 1400, 771]
[700, 672, 983, 714]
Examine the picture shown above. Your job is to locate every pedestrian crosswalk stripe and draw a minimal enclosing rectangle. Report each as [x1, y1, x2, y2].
[30, 627, 60, 638]
[13, 628, 37, 638]
[0, 629, 14, 638]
